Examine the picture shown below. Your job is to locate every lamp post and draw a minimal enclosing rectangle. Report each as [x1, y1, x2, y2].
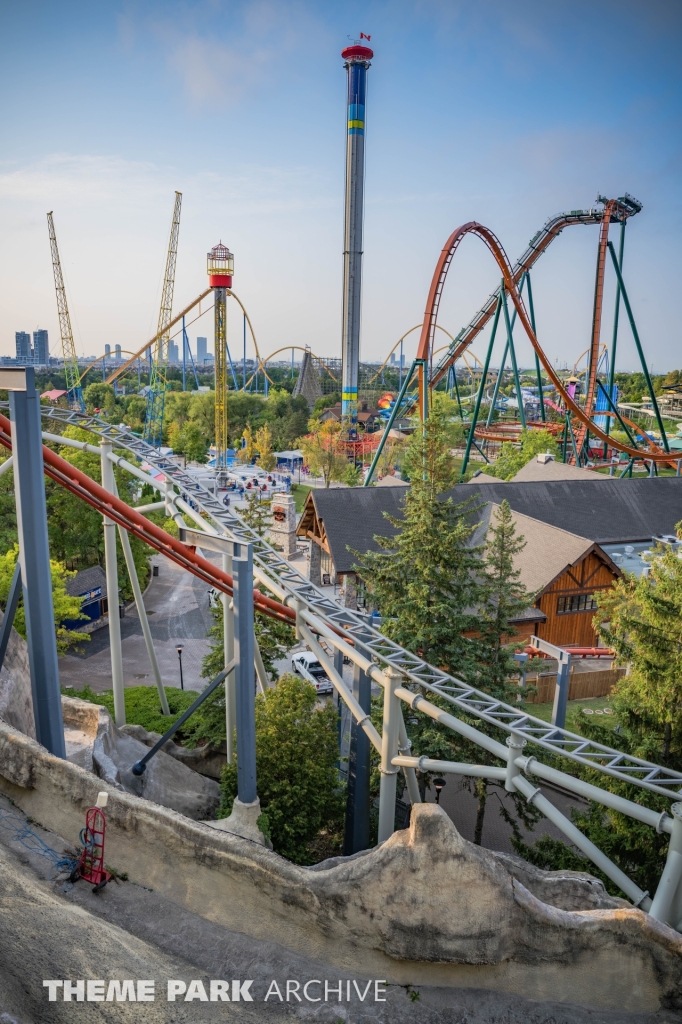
[176, 643, 185, 690]
[433, 777, 446, 805]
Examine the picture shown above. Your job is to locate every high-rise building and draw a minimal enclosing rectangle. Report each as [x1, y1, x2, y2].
[196, 336, 208, 363]
[32, 329, 49, 365]
[168, 341, 179, 363]
[104, 344, 111, 357]
[15, 332, 31, 363]
[115, 344, 122, 360]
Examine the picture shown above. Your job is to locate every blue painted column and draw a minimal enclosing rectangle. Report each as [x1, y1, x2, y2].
[9, 367, 65, 757]
[233, 542, 257, 803]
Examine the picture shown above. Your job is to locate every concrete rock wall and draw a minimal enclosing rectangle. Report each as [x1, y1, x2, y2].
[0, 611, 35, 739]
[0, 712, 681, 1013]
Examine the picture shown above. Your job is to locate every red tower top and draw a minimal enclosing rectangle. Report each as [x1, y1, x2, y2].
[341, 44, 373, 62]
[207, 242, 234, 289]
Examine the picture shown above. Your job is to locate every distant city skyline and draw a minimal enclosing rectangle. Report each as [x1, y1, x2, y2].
[1, 1, 680, 373]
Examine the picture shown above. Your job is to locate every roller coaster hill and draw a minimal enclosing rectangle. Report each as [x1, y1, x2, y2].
[364, 193, 682, 485]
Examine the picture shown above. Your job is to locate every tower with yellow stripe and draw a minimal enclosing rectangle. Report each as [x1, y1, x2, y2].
[341, 41, 373, 436]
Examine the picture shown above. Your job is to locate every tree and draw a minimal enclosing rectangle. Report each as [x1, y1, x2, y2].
[477, 500, 535, 693]
[168, 422, 208, 464]
[512, 526, 682, 898]
[356, 414, 539, 840]
[218, 674, 344, 863]
[461, 500, 536, 843]
[596, 534, 682, 764]
[255, 424, 276, 472]
[353, 409, 483, 675]
[299, 419, 348, 488]
[238, 423, 257, 465]
[484, 429, 560, 481]
[343, 461, 363, 487]
[83, 382, 116, 414]
[239, 493, 272, 537]
[0, 545, 88, 655]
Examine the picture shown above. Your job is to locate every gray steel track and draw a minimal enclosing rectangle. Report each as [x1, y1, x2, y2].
[20, 403, 682, 801]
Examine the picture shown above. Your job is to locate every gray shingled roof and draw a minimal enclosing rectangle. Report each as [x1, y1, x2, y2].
[65, 564, 107, 601]
[309, 487, 406, 575]
[307, 476, 682, 573]
[452, 477, 682, 544]
[510, 458, 603, 483]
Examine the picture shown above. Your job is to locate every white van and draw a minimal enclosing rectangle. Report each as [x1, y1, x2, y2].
[291, 651, 334, 695]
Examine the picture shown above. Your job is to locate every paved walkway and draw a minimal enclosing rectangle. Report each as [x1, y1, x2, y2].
[58, 555, 214, 694]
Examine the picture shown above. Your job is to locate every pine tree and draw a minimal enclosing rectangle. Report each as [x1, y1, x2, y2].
[462, 500, 536, 843]
[353, 409, 483, 675]
[477, 500, 535, 694]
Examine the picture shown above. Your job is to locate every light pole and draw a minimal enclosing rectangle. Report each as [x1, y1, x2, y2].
[176, 643, 185, 690]
[433, 777, 446, 805]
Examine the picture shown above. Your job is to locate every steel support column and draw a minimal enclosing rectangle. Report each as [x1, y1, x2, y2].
[604, 220, 626, 452]
[525, 273, 545, 421]
[501, 284, 526, 430]
[344, 648, 371, 854]
[233, 542, 257, 804]
[378, 666, 401, 843]
[100, 440, 125, 726]
[460, 296, 502, 479]
[9, 369, 65, 757]
[222, 552, 236, 763]
[607, 242, 669, 451]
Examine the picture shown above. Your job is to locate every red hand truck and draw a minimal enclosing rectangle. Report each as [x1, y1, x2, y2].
[70, 792, 112, 893]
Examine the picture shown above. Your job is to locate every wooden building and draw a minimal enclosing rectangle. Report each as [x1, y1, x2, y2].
[297, 487, 624, 647]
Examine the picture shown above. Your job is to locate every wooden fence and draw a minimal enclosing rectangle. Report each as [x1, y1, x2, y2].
[523, 668, 626, 705]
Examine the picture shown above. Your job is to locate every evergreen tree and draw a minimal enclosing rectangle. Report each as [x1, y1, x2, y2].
[477, 500, 535, 694]
[461, 500, 536, 843]
[513, 527, 682, 898]
[353, 409, 483, 675]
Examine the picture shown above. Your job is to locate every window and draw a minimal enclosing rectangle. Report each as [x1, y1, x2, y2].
[557, 593, 598, 615]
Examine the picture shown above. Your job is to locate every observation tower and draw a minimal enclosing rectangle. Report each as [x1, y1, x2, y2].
[341, 40, 373, 435]
[208, 242, 234, 481]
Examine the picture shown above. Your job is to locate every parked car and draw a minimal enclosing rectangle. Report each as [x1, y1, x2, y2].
[291, 651, 334, 694]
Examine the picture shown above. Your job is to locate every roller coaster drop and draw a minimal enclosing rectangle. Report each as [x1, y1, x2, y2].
[368, 194, 676, 483]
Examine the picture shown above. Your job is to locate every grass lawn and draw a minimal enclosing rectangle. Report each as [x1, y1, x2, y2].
[291, 483, 313, 513]
[62, 684, 200, 736]
[526, 695, 616, 735]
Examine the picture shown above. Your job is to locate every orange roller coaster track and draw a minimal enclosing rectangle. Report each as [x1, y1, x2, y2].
[415, 201, 675, 467]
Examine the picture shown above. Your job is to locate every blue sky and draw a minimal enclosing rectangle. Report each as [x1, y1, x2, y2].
[1, 0, 680, 373]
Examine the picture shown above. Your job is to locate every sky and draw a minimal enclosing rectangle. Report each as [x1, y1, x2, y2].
[0, 0, 681, 374]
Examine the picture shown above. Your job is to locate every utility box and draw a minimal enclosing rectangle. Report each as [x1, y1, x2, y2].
[269, 492, 297, 558]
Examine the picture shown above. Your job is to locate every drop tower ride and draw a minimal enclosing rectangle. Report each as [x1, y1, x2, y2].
[341, 41, 373, 434]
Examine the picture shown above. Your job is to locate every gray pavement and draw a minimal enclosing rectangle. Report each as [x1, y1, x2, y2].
[58, 555, 214, 694]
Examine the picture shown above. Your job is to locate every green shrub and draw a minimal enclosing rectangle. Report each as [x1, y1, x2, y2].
[218, 674, 344, 863]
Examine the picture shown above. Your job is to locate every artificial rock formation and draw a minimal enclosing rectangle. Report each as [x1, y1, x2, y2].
[0, 706, 680, 1014]
[61, 695, 221, 821]
[0, 611, 35, 739]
